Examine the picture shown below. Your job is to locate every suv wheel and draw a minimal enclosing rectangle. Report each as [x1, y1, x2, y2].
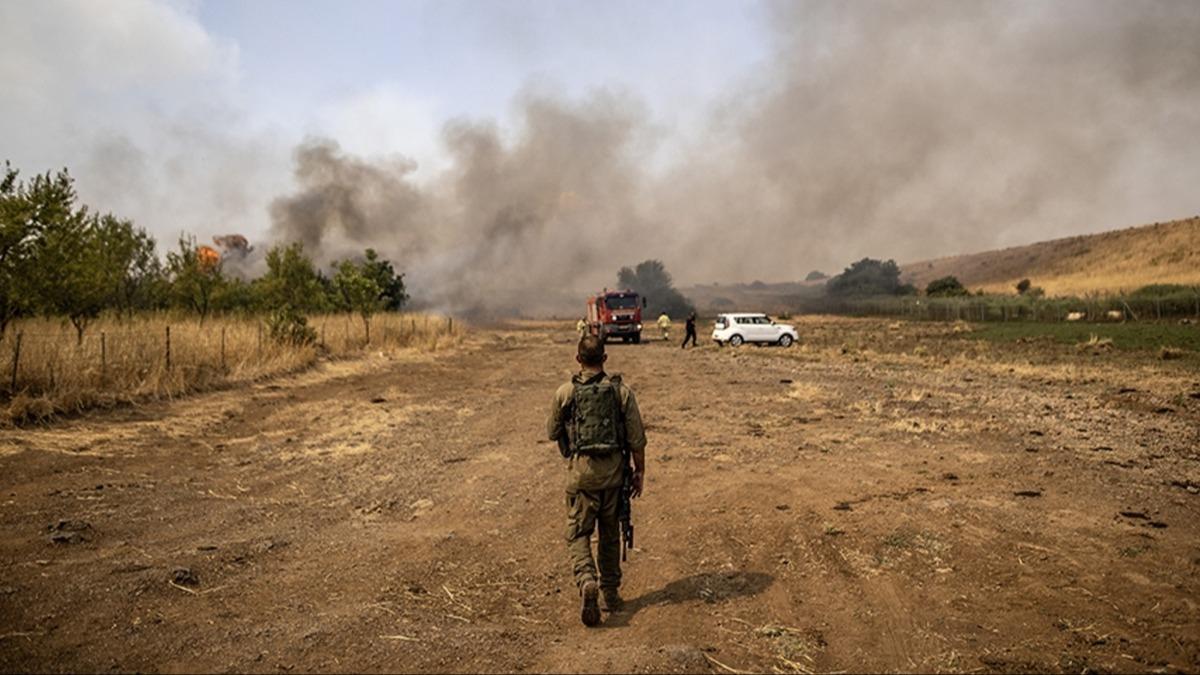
[778, 334, 794, 347]
[729, 334, 744, 347]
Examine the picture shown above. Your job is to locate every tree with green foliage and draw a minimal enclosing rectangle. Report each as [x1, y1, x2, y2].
[4, 163, 168, 338]
[258, 242, 327, 313]
[94, 214, 165, 315]
[41, 217, 117, 344]
[211, 277, 257, 314]
[17, 170, 121, 343]
[805, 270, 828, 282]
[332, 257, 384, 343]
[0, 162, 39, 336]
[617, 259, 694, 318]
[1015, 278, 1031, 295]
[826, 258, 906, 296]
[360, 248, 408, 311]
[925, 275, 969, 297]
[167, 234, 225, 323]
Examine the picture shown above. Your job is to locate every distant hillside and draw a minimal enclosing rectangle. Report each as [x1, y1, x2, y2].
[679, 216, 1199, 314]
[900, 217, 1200, 296]
[681, 280, 821, 315]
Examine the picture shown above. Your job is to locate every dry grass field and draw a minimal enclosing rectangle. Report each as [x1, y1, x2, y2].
[901, 216, 1200, 296]
[0, 313, 462, 425]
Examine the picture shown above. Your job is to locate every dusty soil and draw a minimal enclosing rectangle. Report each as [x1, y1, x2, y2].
[1, 318, 1198, 673]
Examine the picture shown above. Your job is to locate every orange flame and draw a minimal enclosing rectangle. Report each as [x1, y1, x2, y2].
[197, 245, 220, 270]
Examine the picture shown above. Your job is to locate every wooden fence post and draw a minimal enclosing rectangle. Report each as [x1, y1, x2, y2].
[165, 325, 172, 371]
[220, 327, 226, 371]
[9, 331, 22, 392]
[448, 317, 453, 334]
[257, 323, 263, 358]
[100, 331, 106, 382]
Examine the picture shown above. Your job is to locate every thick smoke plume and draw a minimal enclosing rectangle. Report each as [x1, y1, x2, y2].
[271, 93, 649, 314]
[270, 1, 1200, 313]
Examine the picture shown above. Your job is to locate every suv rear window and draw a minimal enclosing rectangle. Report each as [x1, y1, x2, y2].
[715, 317, 728, 328]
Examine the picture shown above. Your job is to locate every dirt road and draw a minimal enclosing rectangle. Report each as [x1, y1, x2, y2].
[2, 319, 1198, 673]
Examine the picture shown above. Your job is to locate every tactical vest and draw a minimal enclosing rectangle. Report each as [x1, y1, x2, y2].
[569, 373, 625, 456]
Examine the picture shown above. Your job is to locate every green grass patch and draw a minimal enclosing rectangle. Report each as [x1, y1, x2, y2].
[966, 322, 1200, 352]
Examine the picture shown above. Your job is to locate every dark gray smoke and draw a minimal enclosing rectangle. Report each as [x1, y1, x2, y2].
[271, 91, 649, 314]
[270, 1, 1200, 313]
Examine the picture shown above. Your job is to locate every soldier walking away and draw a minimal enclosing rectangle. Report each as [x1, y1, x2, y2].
[656, 312, 671, 341]
[547, 335, 646, 626]
[681, 312, 698, 349]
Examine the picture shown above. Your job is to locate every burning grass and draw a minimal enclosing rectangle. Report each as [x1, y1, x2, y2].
[0, 312, 462, 425]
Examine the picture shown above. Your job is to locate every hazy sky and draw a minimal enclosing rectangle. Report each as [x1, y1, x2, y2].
[198, 0, 769, 158]
[2, 0, 1198, 296]
[1, 0, 770, 248]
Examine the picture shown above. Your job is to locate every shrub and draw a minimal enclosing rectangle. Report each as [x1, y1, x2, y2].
[926, 276, 968, 297]
[826, 258, 905, 296]
[267, 306, 317, 346]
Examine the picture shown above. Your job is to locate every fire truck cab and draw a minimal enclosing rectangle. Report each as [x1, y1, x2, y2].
[587, 289, 646, 344]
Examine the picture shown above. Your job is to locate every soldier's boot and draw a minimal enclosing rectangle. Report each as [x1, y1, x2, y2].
[580, 581, 601, 627]
[600, 587, 623, 612]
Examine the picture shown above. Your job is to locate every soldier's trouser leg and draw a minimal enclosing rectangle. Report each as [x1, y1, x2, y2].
[594, 487, 622, 590]
[566, 488, 622, 591]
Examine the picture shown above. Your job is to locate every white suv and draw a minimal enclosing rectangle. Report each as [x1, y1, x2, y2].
[712, 313, 798, 347]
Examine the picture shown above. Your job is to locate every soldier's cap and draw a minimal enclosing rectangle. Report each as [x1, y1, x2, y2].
[577, 334, 605, 365]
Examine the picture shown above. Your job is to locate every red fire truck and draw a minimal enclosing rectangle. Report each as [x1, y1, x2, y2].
[587, 289, 646, 343]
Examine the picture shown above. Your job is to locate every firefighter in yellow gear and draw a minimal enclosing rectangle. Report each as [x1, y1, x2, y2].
[577, 318, 588, 337]
[656, 312, 671, 341]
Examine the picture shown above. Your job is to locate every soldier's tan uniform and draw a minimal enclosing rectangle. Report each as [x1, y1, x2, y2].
[546, 367, 646, 592]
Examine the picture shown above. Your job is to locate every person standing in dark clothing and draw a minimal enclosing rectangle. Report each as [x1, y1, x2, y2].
[681, 312, 698, 349]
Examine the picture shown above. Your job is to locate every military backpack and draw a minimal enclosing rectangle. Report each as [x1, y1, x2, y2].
[569, 373, 625, 456]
